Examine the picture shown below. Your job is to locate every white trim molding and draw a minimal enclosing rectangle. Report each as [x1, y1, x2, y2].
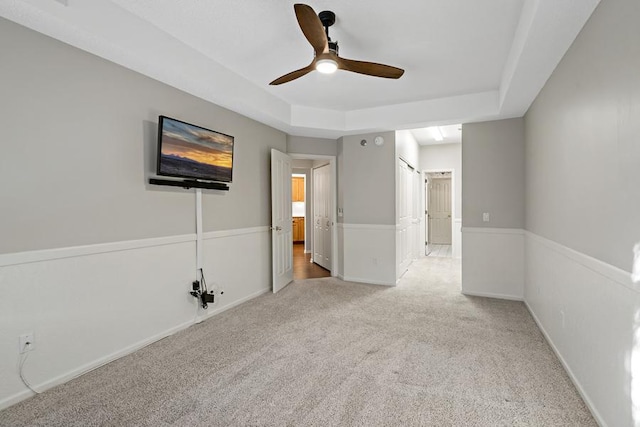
[525, 230, 634, 291]
[203, 226, 269, 240]
[0, 234, 197, 267]
[461, 226, 525, 235]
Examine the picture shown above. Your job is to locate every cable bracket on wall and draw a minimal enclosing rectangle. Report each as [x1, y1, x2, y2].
[190, 268, 215, 309]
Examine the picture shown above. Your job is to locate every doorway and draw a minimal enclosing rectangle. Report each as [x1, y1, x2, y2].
[290, 156, 335, 280]
[425, 171, 452, 257]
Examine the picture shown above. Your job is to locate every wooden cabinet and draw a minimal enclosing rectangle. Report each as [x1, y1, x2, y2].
[293, 217, 305, 242]
[292, 177, 305, 202]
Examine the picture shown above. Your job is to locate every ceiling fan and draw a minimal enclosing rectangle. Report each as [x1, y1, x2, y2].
[270, 3, 405, 85]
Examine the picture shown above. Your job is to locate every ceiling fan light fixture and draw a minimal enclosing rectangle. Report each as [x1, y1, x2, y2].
[316, 58, 338, 74]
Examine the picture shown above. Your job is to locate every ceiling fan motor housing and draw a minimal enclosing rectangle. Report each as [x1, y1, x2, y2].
[319, 10, 336, 28]
[328, 41, 339, 55]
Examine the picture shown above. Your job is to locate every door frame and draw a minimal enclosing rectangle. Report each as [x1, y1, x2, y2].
[289, 153, 337, 276]
[423, 168, 456, 255]
[291, 173, 306, 242]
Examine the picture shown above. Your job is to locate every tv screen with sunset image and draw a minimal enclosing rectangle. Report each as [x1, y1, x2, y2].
[157, 116, 234, 183]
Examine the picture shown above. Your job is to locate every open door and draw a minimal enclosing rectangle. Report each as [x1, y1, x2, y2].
[271, 149, 293, 293]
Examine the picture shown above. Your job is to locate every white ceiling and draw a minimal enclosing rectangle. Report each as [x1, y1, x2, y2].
[0, 0, 601, 139]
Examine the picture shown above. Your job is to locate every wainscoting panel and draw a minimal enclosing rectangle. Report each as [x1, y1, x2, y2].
[0, 227, 271, 410]
[201, 227, 271, 318]
[340, 224, 396, 286]
[524, 231, 638, 427]
[461, 227, 524, 300]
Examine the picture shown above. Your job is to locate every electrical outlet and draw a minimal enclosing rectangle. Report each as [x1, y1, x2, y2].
[19, 333, 35, 354]
[482, 212, 490, 222]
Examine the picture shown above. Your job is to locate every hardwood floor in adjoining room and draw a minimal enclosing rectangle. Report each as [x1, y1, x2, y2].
[293, 242, 330, 280]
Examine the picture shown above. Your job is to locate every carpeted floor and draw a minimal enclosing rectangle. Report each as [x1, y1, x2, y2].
[0, 257, 595, 426]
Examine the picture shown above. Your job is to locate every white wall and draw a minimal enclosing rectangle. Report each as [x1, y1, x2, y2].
[420, 142, 462, 258]
[0, 18, 284, 409]
[523, 0, 640, 425]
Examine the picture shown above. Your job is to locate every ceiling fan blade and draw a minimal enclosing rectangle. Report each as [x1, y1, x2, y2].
[269, 63, 315, 85]
[294, 3, 329, 55]
[337, 57, 405, 79]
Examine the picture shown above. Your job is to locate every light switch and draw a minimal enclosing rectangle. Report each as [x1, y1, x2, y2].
[482, 212, 490, 222]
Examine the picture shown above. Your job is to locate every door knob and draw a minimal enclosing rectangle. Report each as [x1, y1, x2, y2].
[270, 226, 282, 231]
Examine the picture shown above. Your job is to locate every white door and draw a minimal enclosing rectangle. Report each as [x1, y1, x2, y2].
[424, 176, 429, 252]
[313, 164, 331, 270]
[271, 149, 293, 293]
[428, 177, 452, 244]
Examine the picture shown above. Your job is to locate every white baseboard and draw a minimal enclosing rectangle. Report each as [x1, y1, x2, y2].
[524, 301, 606, 427]
[0, 317, 194, 410]
[197, 287, 270, 322]
[461, 290, 523, 301]
[340, 275, 394, 286]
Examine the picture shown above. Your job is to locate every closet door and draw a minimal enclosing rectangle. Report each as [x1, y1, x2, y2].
[313, 164, 331, 270]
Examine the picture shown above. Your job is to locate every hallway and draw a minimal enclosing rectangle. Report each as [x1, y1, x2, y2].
[293, 243, 331, 280]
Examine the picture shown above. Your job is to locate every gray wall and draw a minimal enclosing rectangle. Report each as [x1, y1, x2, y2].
[462, 118, 525, 228]
[287, 135, 337, 156]
[420, 143, 462, 219]
[0, 18, 286, 254]
[524, 0, 640, 271]
[338, 132, 396, 225]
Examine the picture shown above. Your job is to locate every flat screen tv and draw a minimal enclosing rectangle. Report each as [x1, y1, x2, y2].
[156, 115, 234, 183]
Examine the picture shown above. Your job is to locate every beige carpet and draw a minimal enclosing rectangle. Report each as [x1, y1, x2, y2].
[0, 257, 595, 426]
